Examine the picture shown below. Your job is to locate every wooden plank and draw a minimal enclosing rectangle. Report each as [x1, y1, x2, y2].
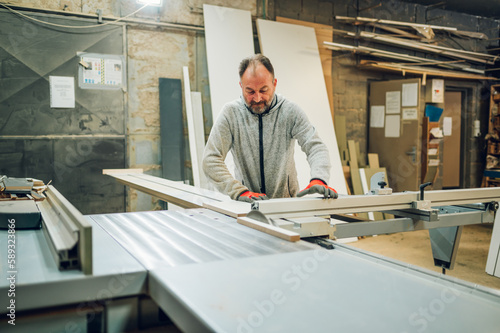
[103, 168, 143, 175]
[359, 31, 495, 64]
[360, 61, 498, 81]
[183, 66, 203, 188]
[369, 23, 424, 40]
[335, 115, 349, 165]
[323, 41, 485, 74]
[335, 16, 457, 32]
[348, 140, 364, 195]
[203, 201, 250, 218]
[355, 141, 365, 167]
[237, 216, 300, 242]
[106, 173, 229, 209]
[368, 154, 380, 168]
[358, 168, 374, 220]
[256, 19, 347, 194]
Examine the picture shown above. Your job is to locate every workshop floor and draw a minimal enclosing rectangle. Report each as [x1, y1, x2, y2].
[348, 223, 500, 290]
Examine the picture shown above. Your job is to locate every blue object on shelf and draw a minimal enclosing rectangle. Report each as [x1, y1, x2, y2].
[484, 169, 500, 178]
[425, 105, 443, 122]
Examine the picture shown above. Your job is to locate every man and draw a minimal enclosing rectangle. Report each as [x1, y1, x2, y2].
[202, 54, 337, 202]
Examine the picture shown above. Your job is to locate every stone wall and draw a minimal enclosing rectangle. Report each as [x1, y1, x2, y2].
[6, 0, 499, 211]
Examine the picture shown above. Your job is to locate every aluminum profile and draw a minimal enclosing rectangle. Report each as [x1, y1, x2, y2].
[36, 185, 92, 274]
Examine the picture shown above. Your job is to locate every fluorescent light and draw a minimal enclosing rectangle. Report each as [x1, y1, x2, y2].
[137, 0, 162, 6]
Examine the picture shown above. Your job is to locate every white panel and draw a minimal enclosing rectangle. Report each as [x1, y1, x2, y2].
[203, 5, 254, 120]
[256, 19, 347, 194]
[486, 212, 500, 277]
[183, 66, 201, 187]
[191, 91, 208, 188]
[203, 5, 255, 182]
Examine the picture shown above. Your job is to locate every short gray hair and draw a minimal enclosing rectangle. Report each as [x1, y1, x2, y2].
[238, 54, 274, 79]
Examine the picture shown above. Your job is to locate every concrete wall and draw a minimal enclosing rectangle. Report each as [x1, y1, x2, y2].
[6, 0, 499, 212]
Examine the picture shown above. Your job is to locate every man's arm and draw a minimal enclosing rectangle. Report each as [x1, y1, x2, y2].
[202, 113, 249, 200]
[291, 107, 331, 184]
[291, 106, 337, 198]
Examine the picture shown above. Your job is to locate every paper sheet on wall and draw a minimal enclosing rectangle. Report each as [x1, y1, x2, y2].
[402, 108, 418, 120]
[443, 117, 452, 136]
[370, 106, 385, 128]
[49, 76, 75, 108]
[385, 115, 400, 138]
[104, 59, 123, 86]
[431, 79, 444, 103]
[386, 91, 400, 114]
[402, 83, 418, 107]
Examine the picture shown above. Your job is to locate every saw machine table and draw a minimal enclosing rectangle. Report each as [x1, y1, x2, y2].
[2, 204, 500, 332]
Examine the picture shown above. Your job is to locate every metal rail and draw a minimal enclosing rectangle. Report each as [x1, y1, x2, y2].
[251, 187, 500, 218]
[333, 206, 494, 239]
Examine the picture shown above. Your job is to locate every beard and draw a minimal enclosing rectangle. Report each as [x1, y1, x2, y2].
[248, 95, 274, 114]
[249, 101, 268, 114]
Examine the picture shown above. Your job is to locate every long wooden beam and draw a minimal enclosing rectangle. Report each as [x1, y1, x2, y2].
[335, 16, 457, 31]
[359, 31, 496, 64]
[324, 41, 485, 74]
[360, 60, 498, 81]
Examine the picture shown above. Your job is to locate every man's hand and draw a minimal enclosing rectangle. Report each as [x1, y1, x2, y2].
[237, 190, 269, 202]
[297, 179, 338, 199]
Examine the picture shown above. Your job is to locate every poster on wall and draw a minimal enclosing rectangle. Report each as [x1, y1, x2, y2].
[49, 76, 75, 108]
[81, 57, 102, 84]
[402, 82, 418, 107]
[386, 91, 400, 114]
[78, 52, 125, 89]
[370, 105, 385, 128]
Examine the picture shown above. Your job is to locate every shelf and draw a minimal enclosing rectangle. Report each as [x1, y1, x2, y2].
[483, 84, 500, 187]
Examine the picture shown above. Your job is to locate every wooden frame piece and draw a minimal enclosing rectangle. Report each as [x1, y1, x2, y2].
[323, 41, 485, 74]
[202, 201, 250, 218]
[335, 16, 457, 32]
[359, 60, 498, 83]
[237, 216, 300, 242]
[359, 31, 496, 64]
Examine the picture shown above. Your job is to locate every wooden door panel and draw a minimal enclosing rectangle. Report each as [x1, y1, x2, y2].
[443, 91, 462, 188]
[369, 79, 422, 192]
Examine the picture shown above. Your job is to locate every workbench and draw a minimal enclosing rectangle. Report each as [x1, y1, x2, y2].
[2, 207, 500, 332]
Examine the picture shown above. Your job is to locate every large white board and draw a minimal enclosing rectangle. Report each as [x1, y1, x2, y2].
[203, 5, 255, 183]
[257, 19, 347, 194]
[203, 4, 254, 120]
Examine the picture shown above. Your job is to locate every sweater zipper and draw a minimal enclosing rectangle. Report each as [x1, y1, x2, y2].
[259, 114, 266, 194]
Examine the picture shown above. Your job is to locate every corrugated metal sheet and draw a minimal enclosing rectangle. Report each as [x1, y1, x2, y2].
[89, 208, 315, 270]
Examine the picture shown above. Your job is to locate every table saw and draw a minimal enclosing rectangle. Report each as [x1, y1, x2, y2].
[1, 172, 500, 332]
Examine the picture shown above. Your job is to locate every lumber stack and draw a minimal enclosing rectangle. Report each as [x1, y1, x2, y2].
[327, 16, 499, 82]
[0, 176, 48, 201]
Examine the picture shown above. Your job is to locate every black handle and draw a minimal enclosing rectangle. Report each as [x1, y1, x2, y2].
[419, 182, 432, 200]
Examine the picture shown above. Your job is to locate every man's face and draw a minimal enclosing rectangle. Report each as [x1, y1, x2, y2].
[240, 64, 277, 114]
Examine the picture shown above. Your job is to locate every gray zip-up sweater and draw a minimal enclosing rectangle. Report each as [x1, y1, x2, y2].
[202, 94, 331, 200]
